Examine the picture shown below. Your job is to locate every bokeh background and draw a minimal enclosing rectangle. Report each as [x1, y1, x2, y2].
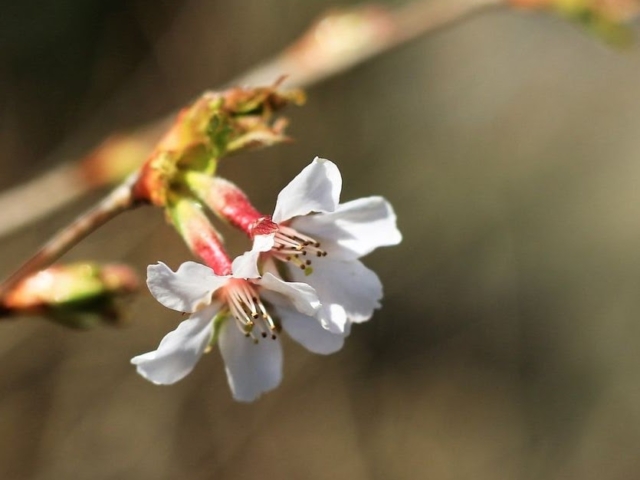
[2, 1, 640, 479]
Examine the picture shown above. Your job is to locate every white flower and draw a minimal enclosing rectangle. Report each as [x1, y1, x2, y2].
[250, 157, 402, 334]
[131, 255, 345, 402]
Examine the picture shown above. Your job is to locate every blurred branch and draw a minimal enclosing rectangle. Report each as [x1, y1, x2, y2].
[0, 0, 503, 239]
[0, 130, 160, 238]
[233, 0, 504, 88]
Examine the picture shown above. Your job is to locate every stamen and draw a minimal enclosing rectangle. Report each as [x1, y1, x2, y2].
[272, 226, 327, 271]
[224, 279, 278, 341]
[228, 292, 253, 327]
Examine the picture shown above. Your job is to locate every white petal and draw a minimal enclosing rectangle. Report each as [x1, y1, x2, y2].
[272, 157, 342, 223]
[275, 303, 346, 355]
[131, 304, 218, 384]
[318, 303, 350, 334]
[259, 266, 346, 334]
[147, 262, 228, 312]
[231, 234, 275, 279]
[218, 321, 283, 402]
[291, 196, 402, 261]
[258, 272, 320, 316]
[288, 258, 383, 324]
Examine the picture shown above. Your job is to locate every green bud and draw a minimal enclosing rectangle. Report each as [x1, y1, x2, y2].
[2, 263, 139, 329]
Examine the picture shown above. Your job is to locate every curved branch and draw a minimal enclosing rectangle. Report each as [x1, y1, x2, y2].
[0, 0, 503, 239]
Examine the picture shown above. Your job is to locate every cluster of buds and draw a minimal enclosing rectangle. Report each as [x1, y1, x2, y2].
[126, 86, 401, 402]
[132, 82, 305, 207]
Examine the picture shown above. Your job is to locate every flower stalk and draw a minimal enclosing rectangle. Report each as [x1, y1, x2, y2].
[167, 195, 232, 276]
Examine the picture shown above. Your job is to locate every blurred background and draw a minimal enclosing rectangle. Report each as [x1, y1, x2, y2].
[2, 1, 640, 479]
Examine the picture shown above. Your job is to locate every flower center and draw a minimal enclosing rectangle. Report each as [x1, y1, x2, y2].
[272, 225, 327, 273]
[224, 279, 278, 342]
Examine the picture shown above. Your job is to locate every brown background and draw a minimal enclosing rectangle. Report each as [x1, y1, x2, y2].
[2, 1, 640, 479]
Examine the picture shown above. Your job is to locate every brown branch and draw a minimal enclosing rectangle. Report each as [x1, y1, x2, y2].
[0, 173, 141, 301]
[0, 126, 169, 239]
[0, 0, 503, 239]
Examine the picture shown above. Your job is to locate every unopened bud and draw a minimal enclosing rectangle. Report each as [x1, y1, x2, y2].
[133, 83, 304, 207]
[2, 262, 139, 329]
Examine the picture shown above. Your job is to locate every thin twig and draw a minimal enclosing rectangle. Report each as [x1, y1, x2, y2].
[0, 0, 503, 239]
[0, 172, 141, 300]
[0, 127, 169, 239]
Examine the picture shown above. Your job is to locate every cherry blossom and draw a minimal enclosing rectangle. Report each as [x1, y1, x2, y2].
[246, 157, 402, 334]
[132, 254, 344, 402]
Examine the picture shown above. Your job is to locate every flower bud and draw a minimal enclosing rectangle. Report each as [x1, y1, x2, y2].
[133, 84, 304, 207]
[2, 263, 139, 328]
